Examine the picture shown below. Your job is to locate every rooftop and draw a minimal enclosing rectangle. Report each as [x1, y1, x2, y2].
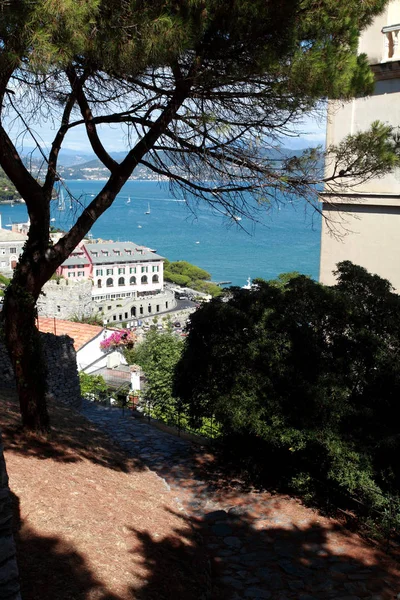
[37, 317, 103, 350]
[0, 228, 28, 242]
[62, 255, 90, 266]
[85, 241, 164, 264]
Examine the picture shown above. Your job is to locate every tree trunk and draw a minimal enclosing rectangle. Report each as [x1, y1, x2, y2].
[2, 273, 49, 433]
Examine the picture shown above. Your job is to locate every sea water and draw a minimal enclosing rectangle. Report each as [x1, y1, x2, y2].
[0, 180, 321, 286]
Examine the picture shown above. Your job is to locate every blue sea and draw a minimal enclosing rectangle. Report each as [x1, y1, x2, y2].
[0, 180, 321, 287]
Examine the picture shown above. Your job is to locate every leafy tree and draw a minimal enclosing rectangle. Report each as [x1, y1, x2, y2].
[174, 262, 400, 516]
[125, 329, 184, 421]
[79, 372, 108, 399]
[0, 0, 397, 430]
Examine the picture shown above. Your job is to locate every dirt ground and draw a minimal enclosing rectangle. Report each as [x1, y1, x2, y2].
[0, 391, 209, 600]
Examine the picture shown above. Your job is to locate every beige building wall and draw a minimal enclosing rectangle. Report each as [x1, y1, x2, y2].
[320, 0, 400, 291]
[320, 199, 400, 287]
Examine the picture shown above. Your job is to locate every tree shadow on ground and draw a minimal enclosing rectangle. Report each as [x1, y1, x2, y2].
[129, 506, 400, 600]
[11, 487, 400, 600]
[0, 391, 144, 473]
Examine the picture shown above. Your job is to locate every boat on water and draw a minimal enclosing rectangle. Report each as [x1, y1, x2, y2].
[138, 225, 142, 228]
[233, 215, 242, 222]
[145, 202, 150, 214]
[242, 277, 252, 290]
[58, 188, 66, 211]
[126, 196, 131, 205]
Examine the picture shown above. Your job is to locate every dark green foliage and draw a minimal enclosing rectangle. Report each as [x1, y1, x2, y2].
[174, 262, 400, 520]
[164, 259, 221, 296]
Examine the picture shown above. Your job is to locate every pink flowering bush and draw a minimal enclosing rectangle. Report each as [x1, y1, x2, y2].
[100, 329, 136, 350]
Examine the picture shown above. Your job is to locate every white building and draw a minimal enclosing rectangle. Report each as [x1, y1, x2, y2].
[0, 213, 27, 276]
[319, 0, 400, 291]
[87, 242, 164, 301]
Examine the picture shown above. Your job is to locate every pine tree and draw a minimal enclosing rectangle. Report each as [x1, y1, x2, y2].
[0, 0, 396, 430]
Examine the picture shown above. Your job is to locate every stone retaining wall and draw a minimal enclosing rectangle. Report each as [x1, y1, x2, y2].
[0, 433, 21, 600]
[0, 334, 81, 410]
[37, 278, 93, 320]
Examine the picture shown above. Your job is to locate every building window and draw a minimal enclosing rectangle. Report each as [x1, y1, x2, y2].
[131, 306, 136, 317]
[106, 268, 113, 275]
[152, 274, 159, 284]
[124, 312, 128, 319]
[68, 272, 75, 278]
[141, 266, 148, 273]
[106, 277, 113, 287]
[118, 277, 125, 286]
[156, 305, 160, 312]
[108, 306, 112, 310]
[130, 267, 136, 274]
[78, 271, 84, 277]
[97, 279, 102, 288]
[68, 265, 75, 269]
[96, 269, 103, 276]
[0, 248, 5, 255]
[118, 267, 125, 274]
[139, 306, 143, 315]
[1, 261, 6, 267]
[152, 265, 159, 272]
[141, 275, 148, 284]
[57, 305, 61, 313]
[148, 304, 152, 313]
[130, 276, 136, 285]
[10, 247, 17, 254]
[119, 314, 122, 320]
[166, 301, 168, 309]
[110, 294, 116, 299]
[113, 315, 116, 321]
[114, 250, 120, 256]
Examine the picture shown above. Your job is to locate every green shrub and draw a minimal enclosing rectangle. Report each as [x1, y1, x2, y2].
[79, 372, 108, 398]
[175, 262, 400, 526]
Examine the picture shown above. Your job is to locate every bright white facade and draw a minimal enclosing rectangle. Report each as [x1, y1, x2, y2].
[58, 240, 165, 300]
[320, 1, 400, 291]
[0, 214, 27, 275]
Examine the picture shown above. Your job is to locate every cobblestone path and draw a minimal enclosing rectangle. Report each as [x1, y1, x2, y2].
[80, 401, 400, 600]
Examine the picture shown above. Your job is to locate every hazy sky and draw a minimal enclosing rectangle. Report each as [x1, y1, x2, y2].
[10, 110, 327, 156]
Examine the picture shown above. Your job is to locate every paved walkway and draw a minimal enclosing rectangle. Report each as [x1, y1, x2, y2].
[80, 401, 400, 600]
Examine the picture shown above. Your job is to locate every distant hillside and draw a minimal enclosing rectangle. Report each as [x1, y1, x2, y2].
[18, 147, 323, 182]
[0, 167, 21, 202]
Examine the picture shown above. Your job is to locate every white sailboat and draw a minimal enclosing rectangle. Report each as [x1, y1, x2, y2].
[126, 196, 131, 205]
[58, 189, 66, 211]
[145, 202, 150, 214]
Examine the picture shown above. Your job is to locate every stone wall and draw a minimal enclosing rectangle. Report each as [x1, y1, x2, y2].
[100, 288, 177, 326]
[37, 278, 93, 320]
[0, 432, 21, 600]
[0, 334, 81, 410]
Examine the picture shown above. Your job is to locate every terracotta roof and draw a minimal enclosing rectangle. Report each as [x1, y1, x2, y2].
[37, 317, 103, 350]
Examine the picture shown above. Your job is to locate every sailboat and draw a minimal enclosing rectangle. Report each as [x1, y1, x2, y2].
[126, 196, 131, 205]
[58, 188, 66, 211]
[144, 202, 150, 215]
